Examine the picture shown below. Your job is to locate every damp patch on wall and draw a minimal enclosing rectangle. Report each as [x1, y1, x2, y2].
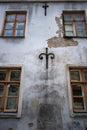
[47, 16, 78, 48]
[37, 104, 63, 130]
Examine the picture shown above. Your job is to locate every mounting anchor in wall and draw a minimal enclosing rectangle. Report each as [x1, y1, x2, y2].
[42, 2, 49, 16]
[39, 48, 55, 69]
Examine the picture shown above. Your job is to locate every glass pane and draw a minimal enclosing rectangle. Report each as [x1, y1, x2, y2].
[17, 14, 25, 21]
[0, 97, 2, 110]
[0, 84, 4, 95]
[4, 30, 12, 36]
[0, 71, 6, 81]
[64, 14, 73, 21]
[70, 70, 81, 81]
[76, 22, 85, 29]
[15, 30, 24, 36]
[65, 31, 74, 36]
[72, 85, 82, 96]
[5, 23, 14, 29]
[6, 97, 18, 110]
[65, 24, 73, 31]
[10, 70, 21, 81]
[7, 15, 15, 21]
[75, 14, 84, 21]
[84, 70, 87, 81]
[7, 85, 19, 96]
[77, 30, 86, 37]
[73, 98, 84, 109]
[16, 22, 24, 29]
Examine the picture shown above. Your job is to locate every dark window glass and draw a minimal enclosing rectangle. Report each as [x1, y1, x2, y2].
[10, 71, 21, 81]
[0, 71, 6, 81]
[72, 85, 82, 96]
[70, 70, 81, 81]
[73, 98, 84, 109]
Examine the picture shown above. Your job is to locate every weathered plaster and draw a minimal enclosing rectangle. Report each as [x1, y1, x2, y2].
[0, 2, 87, 130]
[47, 16, 78, 47]
[48, 36, 78, 47]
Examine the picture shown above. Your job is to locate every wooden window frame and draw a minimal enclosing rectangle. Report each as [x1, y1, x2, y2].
[0, 66, 21, 113]
[62, 10, 87, 38]
[69, 66, 87, 113]
[2, 11, 27, 38]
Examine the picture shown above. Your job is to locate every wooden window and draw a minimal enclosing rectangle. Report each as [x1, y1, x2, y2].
[0, 67, 21, 112]
[2, 11, 26, 38]
[63, 11, 87, 37]
[69, 67, 87, 113]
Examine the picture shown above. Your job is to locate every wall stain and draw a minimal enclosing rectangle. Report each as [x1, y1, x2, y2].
[47, 16, 78, 48]
[37, 104, 63, 130]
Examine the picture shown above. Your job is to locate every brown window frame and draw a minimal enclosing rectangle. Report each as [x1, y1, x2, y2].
[63, 10, 87, 38]
[2, 11, 27, 38]
[69, 67, 87, 113]
[0, 66, 21, 113]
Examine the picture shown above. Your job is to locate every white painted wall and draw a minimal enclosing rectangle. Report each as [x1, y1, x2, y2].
[0, 2, 87, 130]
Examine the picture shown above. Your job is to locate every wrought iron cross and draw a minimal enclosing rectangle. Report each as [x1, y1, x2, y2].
[39, 48, 55, 69]
[42, 2, 49, 16]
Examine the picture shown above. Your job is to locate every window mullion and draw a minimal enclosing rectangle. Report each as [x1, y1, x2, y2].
[13, 14, 16, 36]
[3, 69, 9, 111]
[83, 84, 87, 110]
[74, 21, 77, 36]
[2, 84, 7, 112]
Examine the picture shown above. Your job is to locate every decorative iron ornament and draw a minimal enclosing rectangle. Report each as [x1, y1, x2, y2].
[42, 2, 49, 16]
[39, 48, 55, 69]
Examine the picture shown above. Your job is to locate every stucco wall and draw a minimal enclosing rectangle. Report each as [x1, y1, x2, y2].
[0, 2, 87, 130]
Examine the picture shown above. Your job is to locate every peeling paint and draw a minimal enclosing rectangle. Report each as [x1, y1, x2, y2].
[47, 16, 78, 47]
[55, 16, 63, 37]
[48, 37, 78, 47]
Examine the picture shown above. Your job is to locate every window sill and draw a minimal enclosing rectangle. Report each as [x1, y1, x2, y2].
[0, 36, 25, 38]
[64, 36, 87, 38]
[71, 112, 87, 117]
[0, 112, 20, 118]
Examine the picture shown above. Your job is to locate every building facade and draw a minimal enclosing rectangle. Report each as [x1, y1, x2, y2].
[0, 0, 87, 130]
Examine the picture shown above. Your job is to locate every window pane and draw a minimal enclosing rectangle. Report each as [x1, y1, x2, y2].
[0, 71, 6, 81]
[0, 84, 4, 95]
[65, 31, 74, 36]
[75, 14, 84, 21]
[0, 97, 2, 110]
[15, 30, 24, 36]
[65, 23, 73, 31]
[64, 14, 73, 21]
[10, 70, 21, 81]
[6, 97, 18, 110]
[72, 85, 82, 96]
[84, 70, 87, 81]
[16, 22, 24, 29]
[77, 30, 86, 37]
[7, 85, 19, 96]
[17, 15, 25, 21]
[76, 22, 85, 29]
[5, 23, 14, 29]
[73, 98, 84, 109]
[7, 15, 15, 21]
[4, 30, 12, 36]
[70, 70, 81, 81]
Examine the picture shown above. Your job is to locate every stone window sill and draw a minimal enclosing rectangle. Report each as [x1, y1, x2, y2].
[0, 112, 20, 118]
[0, 36, 25, 38]
[71, 113, 87, 118]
